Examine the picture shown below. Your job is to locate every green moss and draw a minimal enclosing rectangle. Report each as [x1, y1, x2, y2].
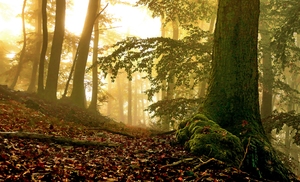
[176, 127, 189, 144]
[176, 113, 244, 167]
[177, 120, 189, 129]
[192, 113, 209, 121]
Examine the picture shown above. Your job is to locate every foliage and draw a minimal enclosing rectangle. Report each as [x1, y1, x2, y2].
[136, 0, 216, 24]
[272, 79, 300, 107]
[270, 0, 300, 68]
[147, 97, 204, 127]
[259, 0, 300, 110]
[176, 114, 244, 167]
[94, 26, 212, 99]
[263, 110, 300, 145]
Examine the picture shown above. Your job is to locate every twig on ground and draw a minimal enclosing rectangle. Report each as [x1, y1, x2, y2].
[239, 136, 251, 169]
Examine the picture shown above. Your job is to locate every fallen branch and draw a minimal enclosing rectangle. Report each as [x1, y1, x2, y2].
[88, 128, 135, 138]
[193, 158, 226, 171]
[161, 157, 195, 168]
[0, 132, 120, 147]
[150, 130, 176, 136]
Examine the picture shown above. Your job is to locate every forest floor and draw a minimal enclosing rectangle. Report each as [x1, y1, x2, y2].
[0, 85, 295, 181]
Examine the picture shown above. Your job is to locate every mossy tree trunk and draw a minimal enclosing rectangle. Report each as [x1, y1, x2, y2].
[201, 0, 291, 181]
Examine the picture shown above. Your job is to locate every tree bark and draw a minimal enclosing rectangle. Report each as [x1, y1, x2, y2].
[38, 0, 48, 95]
[70, 0, 99, 108]
[203, 0, 262, 134]
[44, 0, 66, 100]
[128, 77, 132, 125]
[201, 0, 290, 180]
[27, 0, 42, 93]
[260, 21, 273, 119]
[106, 72, 112, 116]
[117, 75, 125, 122]
[198, 12, 216, 98]
[133, 74, 138, 125]
[88, 0, 101, 111]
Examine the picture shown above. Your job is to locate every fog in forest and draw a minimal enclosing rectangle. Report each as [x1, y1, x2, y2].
[1, 0, 300, 176]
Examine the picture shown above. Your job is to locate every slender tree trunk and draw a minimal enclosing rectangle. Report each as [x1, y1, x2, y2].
[166, 19, 178, 100]
[284, 125, 291, 160]
[88, 0, 101, 111]
[62, 41, 77, 98]
[10, 0, 27, 89]
[117, 75, 125, 122]
[133, 74, 138, 125]
[70, 0, 99, 108]
[162, 19, 178, 130]
[127, 77, 132, 125]
[44, 0, 66, 100]
[27, 0, 42, 93]
[106, 73, 112, 116]
[38, 0, 48, 94]
[141, 82, 146, 125]
[198, 13, 216, 97]
[260, 22, 273, 118]
[160, 15, 167, 100]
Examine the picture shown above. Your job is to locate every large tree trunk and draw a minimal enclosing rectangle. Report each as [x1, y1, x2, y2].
[70, 0, 99, 108]
[197, 0, 290, 180]
[44, 0, 66, 100]
[203, 0, 262, 135]
[38, 0, 48, 95]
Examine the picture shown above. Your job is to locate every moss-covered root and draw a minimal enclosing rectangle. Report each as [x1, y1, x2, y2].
[241, 137, 294, 182]
[176, 114, 244, 167]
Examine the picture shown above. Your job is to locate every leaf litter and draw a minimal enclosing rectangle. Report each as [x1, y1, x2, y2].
[0, 85, 281, 181]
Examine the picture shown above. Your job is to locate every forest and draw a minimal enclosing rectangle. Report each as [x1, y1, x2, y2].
[0, 0, 300, 181]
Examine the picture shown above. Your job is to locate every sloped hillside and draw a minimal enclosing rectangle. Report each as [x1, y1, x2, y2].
[0, 85, 295, 181]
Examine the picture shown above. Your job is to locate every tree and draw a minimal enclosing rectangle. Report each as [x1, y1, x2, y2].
[27, 0, 42, 93]
[9, 0, 27, 89]
[196, 0, 291, 180]
[88, 0, 101, 111]
[38, 0, 48, 94]
[116, 74, 125, 122]
[70, 0, 99, 108]
[127, 77, 132, 125]
[259, 0, 273, 119]
[44, 0, 66, 100]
